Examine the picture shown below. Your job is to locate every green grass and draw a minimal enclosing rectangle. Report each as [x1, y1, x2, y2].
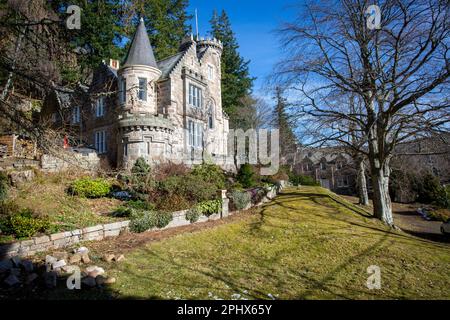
[16, 187, 450, 299]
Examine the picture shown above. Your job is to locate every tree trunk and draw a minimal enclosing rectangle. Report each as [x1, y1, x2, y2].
[357, 159, 369, 206]
[370, 159, 394, 226]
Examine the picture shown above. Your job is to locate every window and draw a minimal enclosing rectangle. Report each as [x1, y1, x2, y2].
[320, 162, 327, 170]
[95, 131, 107, 154]
[188, 84, 202, 108]
[95, 97, 105, 117]
[188, 120, 203, 148]
[207, 65, 214, 80]
[119, 78, 126, 104]
[303, 163, 310, 171]
[208, 104, 214, 129]
[138, 77, 147, 101]
[72, 106, 80, 124]
[123, 143, 128, 157]
[337, 176, 349, 187]
[336, 162, 343, 170]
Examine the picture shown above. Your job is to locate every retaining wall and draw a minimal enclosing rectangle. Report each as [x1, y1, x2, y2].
[0, 183, 286, 260]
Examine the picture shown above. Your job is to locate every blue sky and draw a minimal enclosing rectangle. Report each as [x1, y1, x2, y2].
[187, 0, 300, 101]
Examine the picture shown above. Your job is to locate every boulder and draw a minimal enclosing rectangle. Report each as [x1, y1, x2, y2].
[103, 254, 115, 263]
[104, 277, 116, 285]
[81, 276, 96, 288]
[52, 259, 66, 269]
[69, 253, 82, 264]
[0, 260, 13, 273]
[61, 265, 79, 274]
[26, 273, 38, 284]
[10, 256, 22, 267]
[95, 275, 107, 285]
[85, 266, 105, 278]
[44, 271, 57, 288]
[9, 170, 35, 187]
[45, 255, 57, 265]
[114, 254, 125, 262]
[4, 274, 20, 286]
[75, 247, 89, 255]
[20, 260, 34, 273]
[81, 253, 91, 264]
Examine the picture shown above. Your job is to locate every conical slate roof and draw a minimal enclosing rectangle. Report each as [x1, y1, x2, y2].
[123, 18, 158, 68]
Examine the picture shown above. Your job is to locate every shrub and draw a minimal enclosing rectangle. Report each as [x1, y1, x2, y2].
[111, 206, 132, 218]
[127, 158, 154, 196]
[155, 194, 192, 211]
[127, 200, 155, 211]
[196, 199, 222, 216]
[0, 171, 8, 202]
[191, 163, 226, 189]
[231, 190, 251, 210]
[413, 173, 449, 208]
[289, 174, 320, 186]
[69, 178, 111, 198]
[131, 157, 151, 175]
[129, 210, 173, 233]
[153, 162, 189, 181]
[157, 174, 217, 204]
[237, 164, 255, 188]
[4, 209, 50, 238]
[186, 208, 200, 223]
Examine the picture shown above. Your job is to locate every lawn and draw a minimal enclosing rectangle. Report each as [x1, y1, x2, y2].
[22, 186, 450, 299]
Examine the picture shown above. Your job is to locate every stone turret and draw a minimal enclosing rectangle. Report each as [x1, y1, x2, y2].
[117, 18, 172, 169]
[118, 18, 161, 114]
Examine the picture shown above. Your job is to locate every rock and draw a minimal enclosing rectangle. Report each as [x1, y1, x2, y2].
[85, 266, 105, 278]
[0, 259, 13, 273]
[9, 268, 21, 276]
[26, 273, 38, 284]
[44, 271, 57, 288]
[81, 276, 96, 288]
[20, 260, 34, 273]
[10, 256, 22, 267]
[95, 275, 106, 285]
[4, 274, 20, 286]
[61, 265, 79, 274]
[69, 253, 82, 264]
[52, 260, 66, 269]
[81, 253, 91, 264]
[114, 254, 125, 262]
[45, 255, 57, 265]
[75, 247, 89, 255]
[9, 170, 35, 187]
[52, 251, 68, 261]
[103, 254, 115, 263]
[104, 277, 116, 285]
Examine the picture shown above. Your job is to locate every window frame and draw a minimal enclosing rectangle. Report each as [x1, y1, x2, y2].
[138, 77, 147, 101]
[95, 97, 105, 117]
[95, 130, 107, 154]
[72, 106, 81, 124]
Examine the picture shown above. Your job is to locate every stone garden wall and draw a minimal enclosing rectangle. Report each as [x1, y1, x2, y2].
[0, 183, 286, 260]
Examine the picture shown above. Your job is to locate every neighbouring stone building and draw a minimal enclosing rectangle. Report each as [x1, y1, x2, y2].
[294, 148, 357, 195]
[41, 18, 229, 170]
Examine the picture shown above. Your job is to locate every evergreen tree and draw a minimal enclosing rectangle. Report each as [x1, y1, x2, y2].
[130, 0, 192, 61]
[273, 87, 297, 158]
[209, 10, 254, 128]
[49, 0, 125, 83]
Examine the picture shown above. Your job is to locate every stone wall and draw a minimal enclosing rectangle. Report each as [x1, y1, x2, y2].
[0, 221, 130, 259]
[41, 151, 100, 172]
[0, 183, 286, 260]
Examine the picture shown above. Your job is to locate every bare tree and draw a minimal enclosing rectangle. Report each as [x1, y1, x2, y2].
[275, 0, 449, 225]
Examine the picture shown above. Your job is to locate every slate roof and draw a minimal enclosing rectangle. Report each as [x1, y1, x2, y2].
[123, 18, 158, 69]
[157, 52, 185, 79]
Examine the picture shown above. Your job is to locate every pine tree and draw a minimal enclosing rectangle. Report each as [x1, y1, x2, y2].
[209, 10, 254, 128]
[49, 0, 125, 83]
[130, 0, 192, 61]
[273, 87, 297, 158]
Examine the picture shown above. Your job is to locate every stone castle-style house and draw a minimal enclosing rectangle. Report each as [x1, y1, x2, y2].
[42, 18, 229, 169]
